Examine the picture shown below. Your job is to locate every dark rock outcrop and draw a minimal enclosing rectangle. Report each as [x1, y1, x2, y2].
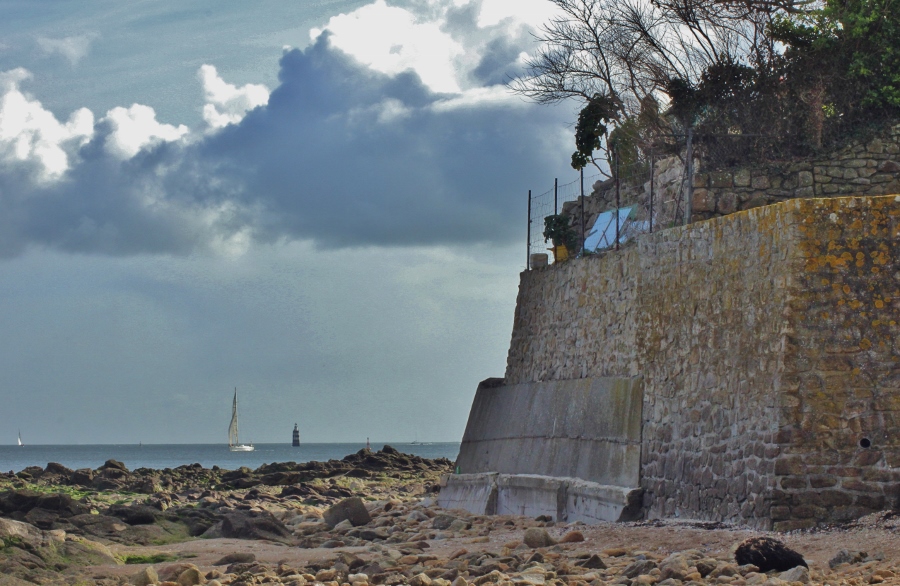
[734, 537, 807, 572]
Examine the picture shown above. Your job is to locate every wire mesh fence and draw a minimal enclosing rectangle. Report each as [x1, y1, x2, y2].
[527, 148, 691, 268]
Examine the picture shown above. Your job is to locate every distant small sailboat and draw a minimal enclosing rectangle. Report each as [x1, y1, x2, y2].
[228, 388, 254, 452]
[17, 430, 23, 447]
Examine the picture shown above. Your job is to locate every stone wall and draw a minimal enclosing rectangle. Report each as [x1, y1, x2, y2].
[692, 131, 900, 221]
[504, 195, 900, 529]
[562, 124, 900, 240]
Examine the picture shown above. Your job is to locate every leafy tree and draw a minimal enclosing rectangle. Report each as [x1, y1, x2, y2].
[571, 94, 618, 170]
[515, 0, 900, 167]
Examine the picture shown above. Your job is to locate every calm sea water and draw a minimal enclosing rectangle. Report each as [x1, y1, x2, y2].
[0, 443, 460, 474]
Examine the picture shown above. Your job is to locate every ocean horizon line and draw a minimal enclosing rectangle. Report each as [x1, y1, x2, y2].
[0, 442, 461, 473]
[7, 441, 460, 447]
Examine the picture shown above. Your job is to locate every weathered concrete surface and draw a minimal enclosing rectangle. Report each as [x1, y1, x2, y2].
[436, 473, 497, 516]
[439, 473, 643, 523]
[441, 376, 643, 523]
[455, 377, 643, 487]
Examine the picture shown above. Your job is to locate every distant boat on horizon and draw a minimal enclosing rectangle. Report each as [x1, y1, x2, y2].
[17, 430, 23, 447]
[410, 433, 432, 446]
[228, 388, 254, 452]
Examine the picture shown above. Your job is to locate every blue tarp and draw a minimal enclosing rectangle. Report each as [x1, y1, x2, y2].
[583, 207, 635, 252]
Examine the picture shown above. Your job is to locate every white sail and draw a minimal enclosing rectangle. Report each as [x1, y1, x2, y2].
[17, 430, 22, 447]
[229, 390, 239, 446]
[228, 388, 254, 452]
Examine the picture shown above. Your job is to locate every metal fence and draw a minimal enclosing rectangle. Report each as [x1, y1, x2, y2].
[527, 147, 692, 269]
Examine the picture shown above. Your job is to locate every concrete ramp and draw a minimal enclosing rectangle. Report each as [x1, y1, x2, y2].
[439, 377, 643, 522]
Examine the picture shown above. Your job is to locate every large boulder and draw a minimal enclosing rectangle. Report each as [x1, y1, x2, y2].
[523, 527, 556, 548]
[0, 490, 42, 513]
[323, 497, 372, 528]
[106, 504, 160, 525]
[71, 469, 94, 486]
[132, 566, 159, 586]
[99, 459, 129, 472]
[34, 493, 88, 516]
[0, 517, 45, 550]
[220, 512, 293, 543]
[42, 462, 73, 481]
[260, 471, 301, 486]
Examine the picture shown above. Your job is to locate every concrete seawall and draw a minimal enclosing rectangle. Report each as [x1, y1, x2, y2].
[439, 377, 644, 522]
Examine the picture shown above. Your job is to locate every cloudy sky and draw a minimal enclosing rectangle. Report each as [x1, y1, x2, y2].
[0, 0, 576, 444]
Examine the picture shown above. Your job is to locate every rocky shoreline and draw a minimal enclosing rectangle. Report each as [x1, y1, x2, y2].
[0, 447, 897, 586]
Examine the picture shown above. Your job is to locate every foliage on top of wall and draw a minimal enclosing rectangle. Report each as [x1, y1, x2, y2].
[515, 0, 900, 172]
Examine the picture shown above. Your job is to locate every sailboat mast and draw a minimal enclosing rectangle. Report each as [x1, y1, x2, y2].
[229, 388, 240, 447]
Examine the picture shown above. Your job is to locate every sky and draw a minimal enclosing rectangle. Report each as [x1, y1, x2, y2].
[0, 0, 577, 444]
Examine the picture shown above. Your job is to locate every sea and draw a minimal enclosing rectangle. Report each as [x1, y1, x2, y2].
[0, 443, 460, 474]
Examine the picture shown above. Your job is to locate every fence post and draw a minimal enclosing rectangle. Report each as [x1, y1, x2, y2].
[649, 151, 655, 233]
[554, 178, 558, 215]
[580, 168, 585, 254]
[615, 150, 620, 251]
[684, 127, 694, 226]
[527, 190, 532, 270]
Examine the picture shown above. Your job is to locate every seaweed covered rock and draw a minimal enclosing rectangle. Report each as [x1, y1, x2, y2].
[735, 536, 807, 572]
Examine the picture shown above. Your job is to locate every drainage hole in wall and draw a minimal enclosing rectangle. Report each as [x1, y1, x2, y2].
[859, 437, 872, 449]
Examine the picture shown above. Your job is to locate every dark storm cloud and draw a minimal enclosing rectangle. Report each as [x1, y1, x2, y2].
[197, 36, 570, 248]
[0, 35, 572, 256]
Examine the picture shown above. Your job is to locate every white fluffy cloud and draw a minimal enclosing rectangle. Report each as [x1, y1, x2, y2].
[311, 0, 464, 93]
[0, 65, 263, 175]
[471, 0, 558, 28]
[0, 68, 93, 180]
[199, 65, 270, 129]
[101, 104, 189, 159]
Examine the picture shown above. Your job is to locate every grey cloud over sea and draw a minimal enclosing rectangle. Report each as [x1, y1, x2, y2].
[0, 34, 572, 257]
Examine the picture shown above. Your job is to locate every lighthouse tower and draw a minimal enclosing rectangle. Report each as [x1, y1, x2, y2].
[292, 423, 300, 447]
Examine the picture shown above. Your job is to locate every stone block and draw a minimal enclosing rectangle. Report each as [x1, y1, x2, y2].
[692, 189, 715, 212]
[780, 476, 807, 489]
[811, 490, 854, 507]
[791, 504, 822, 518]
[709, 171, 732, 188]
[741, 195, 768, 210]
[773, 519, 816, 532]
[809, 475, 838, 488]
[774, 457, 806, 476]
[855, 493, 886, 509]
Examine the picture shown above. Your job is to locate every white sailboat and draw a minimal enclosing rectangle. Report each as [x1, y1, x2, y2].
[228, 388, 254, 452]
[17, 430, 23, 447]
